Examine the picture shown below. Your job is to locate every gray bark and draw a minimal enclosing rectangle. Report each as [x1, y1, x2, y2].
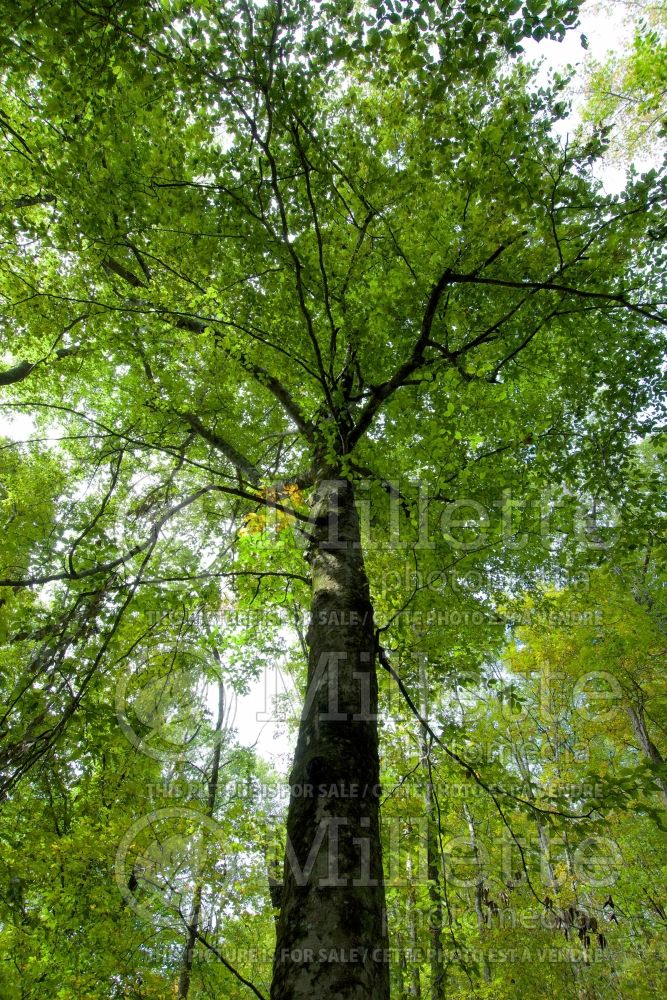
[270, 478, 389, 1000]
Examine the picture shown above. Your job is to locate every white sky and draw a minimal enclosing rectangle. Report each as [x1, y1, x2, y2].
[232, 663, 299, 770]
[525, 0, 659, 186]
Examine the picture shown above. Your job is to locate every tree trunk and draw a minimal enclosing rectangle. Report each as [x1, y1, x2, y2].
[628, 703, 667, 807]
[177, 677, 226, 999]
[266, 850, 283, 927]
[177, 886, 202, 999]
[462, 801, 491, 984]
[407, 881, 421, 999]
[394, 927, 405, 999]
[271, 477, 389, 1000]
[419, 661, 445, 1000]
[513, 745, 557, 889]
[424, 791, 445, 1000]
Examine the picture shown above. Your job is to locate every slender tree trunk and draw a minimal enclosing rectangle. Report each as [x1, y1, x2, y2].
[264, 814, 283, 926]
[628, 703, 667, 807]
[407, 875, 422, 1000]
[419, 661, 445, 1000]
[424, 788, 445, 1000]
[266, 849, 282, 927]
[178, 886, 202, 999]
[177, 677, 226, 999]
[462, 801, 491, 984]
[271, 477, 389, 1000]
[395, 929, 406, 999]
[513, 746, 557, 889]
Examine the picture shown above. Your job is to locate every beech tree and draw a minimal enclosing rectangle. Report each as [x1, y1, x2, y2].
[0, 2, 665, 999]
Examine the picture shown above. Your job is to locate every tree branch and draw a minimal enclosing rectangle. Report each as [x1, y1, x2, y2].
[447, 272, 666, 325]
[180, 411, 261, 485]
[0, 484, 315, 590]
[192, 928, 269, 1000]
[0, 315, 87, 386]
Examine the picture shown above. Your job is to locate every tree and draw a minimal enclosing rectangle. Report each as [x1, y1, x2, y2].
[583, 0, 667, 160]
[0, 2, 665, 998]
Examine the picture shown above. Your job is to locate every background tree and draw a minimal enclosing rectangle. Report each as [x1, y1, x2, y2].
[583, 0, 667, 160]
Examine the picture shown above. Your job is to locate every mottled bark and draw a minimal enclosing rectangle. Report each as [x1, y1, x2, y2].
[271, 478, 389, 1000]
